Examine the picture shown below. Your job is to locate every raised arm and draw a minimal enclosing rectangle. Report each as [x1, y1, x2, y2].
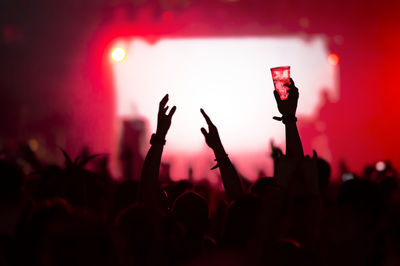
[139, 94, 176, 206]
[200, 108, 243, 201]
[273, 79, 304, 158]
[288, 151, 322, 250]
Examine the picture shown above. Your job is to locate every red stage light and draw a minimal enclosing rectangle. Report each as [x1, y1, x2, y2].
[375, 161, 386, 172]
[111, 47, 126, 62]
[327, 52, 340, 66]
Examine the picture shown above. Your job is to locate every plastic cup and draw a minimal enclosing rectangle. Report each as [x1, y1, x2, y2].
[270, 66, 290, 100]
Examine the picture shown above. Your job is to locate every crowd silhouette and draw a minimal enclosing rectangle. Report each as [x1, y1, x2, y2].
[0, 78, 398, 266]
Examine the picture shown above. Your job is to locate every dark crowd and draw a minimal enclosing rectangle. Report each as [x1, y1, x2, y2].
[0, 79, 398, 266]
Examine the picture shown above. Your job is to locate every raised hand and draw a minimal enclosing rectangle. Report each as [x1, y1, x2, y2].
[156, 94, 176, 138]
[140, 94, 176, 207]
[270, 140, 283, 161]
[273, 78, 304, 158]
[200, 108, 224, 152]
[200, 108, 243, 200]
[274, 78, 299, 117]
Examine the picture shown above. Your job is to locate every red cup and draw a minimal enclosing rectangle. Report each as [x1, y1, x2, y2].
[270, 66, 290, 100]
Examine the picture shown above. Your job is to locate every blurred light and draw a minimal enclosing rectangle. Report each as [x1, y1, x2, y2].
[111, 47, 126, 62]
[28, 138, 39, 152]
[327, 53, 340, 66]
[376, 161, 386, 172]
[162, 11, 174, 22]
[342, 173, 355, 182]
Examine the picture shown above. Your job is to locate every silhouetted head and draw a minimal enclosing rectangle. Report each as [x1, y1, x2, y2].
[223, 194, 262, 249]
[15, 198, 73, 266]
[115, 203, 165, 265]
[109, 180, 139, 221]
[115, 203, 163, 247]
[172, 192, 208, 237]
[338, 179, 384, 222]
[378, 177, 398, 205]
[0, 160, 24, 202]
[194, 179, 212, 203]
[166, 180, 193, 208]
[251, 177, 275, 197]
[42, 218, 112, 266]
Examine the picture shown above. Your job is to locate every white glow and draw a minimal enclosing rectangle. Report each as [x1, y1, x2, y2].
[111, 47, 126, 62]
[375, 161, 386, 172]
[112, 37, 338, 180]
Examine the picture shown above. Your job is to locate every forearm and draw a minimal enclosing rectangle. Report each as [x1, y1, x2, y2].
[139, 142, 164, 205]
[285, 122, 304, 158]
[139, 94, 175, 206]
[213, 146, 243, 201]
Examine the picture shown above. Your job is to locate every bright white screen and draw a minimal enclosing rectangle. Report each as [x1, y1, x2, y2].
[112, 37, 338, 180]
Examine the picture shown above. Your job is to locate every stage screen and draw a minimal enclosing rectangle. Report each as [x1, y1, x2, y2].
[111, 36, 339, 181]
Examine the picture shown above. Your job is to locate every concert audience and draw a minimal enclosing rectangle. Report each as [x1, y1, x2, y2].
[0, 79, 398, 266]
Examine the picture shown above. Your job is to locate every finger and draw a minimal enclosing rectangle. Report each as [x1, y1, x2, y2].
[200, 127, 208, 138]
[159, 94, 169, 109]
[284, 78, 296, 89]
[167, 106, 176, 118]
[312, 150, 318, 159]
[200, 108, 213, 126]
[273, 90, 282, 104]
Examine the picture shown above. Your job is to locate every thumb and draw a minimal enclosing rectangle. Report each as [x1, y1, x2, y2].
[201, 127, 208, 139]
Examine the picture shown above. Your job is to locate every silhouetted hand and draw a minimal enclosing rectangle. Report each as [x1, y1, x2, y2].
[156, 94, 176, 138]
[200, 108, 224, 152]
[140, 94, 176, 206]
[200, 108, 242, 200]
[274, 78, 299, 116]
[270, 140, 283, 161]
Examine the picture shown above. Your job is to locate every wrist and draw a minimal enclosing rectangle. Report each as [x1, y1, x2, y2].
[213, 145, 226, 158]
[150, 133, 166, 145]
[155, 130, 166, 139]
[273, 114, 297, 124]
[210, 152, 229, 170]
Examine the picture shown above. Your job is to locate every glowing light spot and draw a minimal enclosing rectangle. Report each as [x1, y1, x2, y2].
[28, 138, 39, 152]
[162, 11, 174, 22]
[111, 47, 126, 62]
[376, 161, 386, 172]
[327, 53, 340, 66]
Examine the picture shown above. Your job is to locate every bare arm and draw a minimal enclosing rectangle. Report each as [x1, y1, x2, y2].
[139, 94, 176, 206]
[273, 79, 304, 158]
[288, 151, 322, 250]
[200, 108, 243, 201]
